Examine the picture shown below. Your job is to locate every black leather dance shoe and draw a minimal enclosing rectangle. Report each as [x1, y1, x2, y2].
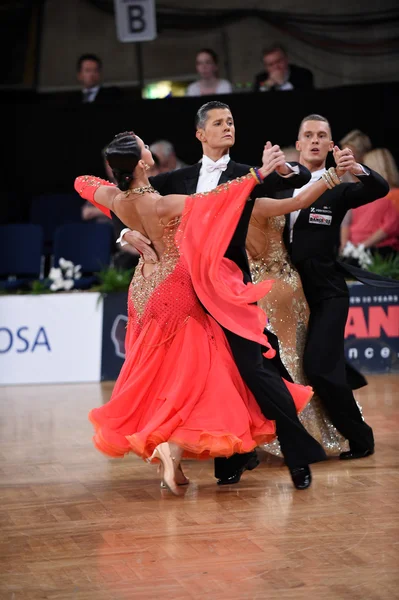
[289, 465, 312, 490]
[216, 453, 260, 485]
[340, 447, 374, 460]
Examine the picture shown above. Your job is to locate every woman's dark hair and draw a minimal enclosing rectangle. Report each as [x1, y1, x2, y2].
[105, 132, 142, 191]
[196, 48, 219, 64]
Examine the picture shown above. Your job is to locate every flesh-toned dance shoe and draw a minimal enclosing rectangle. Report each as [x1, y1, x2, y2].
[160, 464, 189, 488]
[149, 443, 181, 496]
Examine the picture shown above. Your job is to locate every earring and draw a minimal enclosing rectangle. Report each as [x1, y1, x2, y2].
[144, 163, 150, 171]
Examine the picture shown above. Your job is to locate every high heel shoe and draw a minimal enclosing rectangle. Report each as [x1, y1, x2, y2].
[160, 463, 189, 488]
[149, 443, 180, 496]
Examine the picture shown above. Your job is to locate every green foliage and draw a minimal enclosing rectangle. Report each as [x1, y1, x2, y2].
[30, 279, 51, 294]
[94, 266, 135, 293]
[367, 253, 399, 280]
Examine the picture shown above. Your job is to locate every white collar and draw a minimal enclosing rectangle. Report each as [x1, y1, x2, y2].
[201, 154, 231, 168]
[310, 167, 326, 180]
[83, 85, 100, 94]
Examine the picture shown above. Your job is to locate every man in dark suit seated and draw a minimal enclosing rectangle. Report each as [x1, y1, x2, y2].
[278, 114, 390, 461]
[72, 54, 121, 104]
[253, 44, 314, 92]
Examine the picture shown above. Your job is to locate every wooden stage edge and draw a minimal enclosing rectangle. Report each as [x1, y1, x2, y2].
[0, 374, 398, 600]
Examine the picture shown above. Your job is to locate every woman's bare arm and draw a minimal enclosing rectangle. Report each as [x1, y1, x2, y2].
[252, 178, 329, 223]
[92, 185, 119, 211]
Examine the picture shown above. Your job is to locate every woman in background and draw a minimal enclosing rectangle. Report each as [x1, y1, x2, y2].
[186, 49, 233, 97]
[340, 148, 399, 257]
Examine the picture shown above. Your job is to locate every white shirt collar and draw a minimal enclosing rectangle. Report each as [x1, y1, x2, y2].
[309, 167, 326, 181]
[84, 85, 100, 93]
[201, 154, 230, 168]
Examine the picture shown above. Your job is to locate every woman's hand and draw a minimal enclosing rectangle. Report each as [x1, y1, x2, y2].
[259, 141, 286, 179]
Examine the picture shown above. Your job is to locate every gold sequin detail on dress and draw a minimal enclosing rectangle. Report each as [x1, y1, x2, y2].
[128, 217, 211, 344]
[248, 214, 348, 456]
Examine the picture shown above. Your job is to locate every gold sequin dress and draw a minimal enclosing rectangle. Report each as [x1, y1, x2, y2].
[248, 214, 348, 456]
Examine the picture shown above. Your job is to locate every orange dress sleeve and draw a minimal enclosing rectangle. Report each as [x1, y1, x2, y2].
[74, 175, 116, 219]
[177, 174, 276, 358]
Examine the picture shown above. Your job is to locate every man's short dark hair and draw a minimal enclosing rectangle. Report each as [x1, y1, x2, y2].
[77, 54, 102, 72]
[195, 101, 231, 129]
[298, 114, 332, 137]
[262, 44, 287, 58]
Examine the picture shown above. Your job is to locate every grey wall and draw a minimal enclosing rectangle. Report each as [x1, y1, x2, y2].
[38, 0, 399, 91]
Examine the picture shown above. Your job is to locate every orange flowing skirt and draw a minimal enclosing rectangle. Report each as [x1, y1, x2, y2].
[89, 258, 312, 461]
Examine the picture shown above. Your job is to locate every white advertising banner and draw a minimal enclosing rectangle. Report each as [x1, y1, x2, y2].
[0, 293, 103, 385]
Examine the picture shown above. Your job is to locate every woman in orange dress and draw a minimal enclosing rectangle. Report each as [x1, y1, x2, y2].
[75, 132, 341, 495]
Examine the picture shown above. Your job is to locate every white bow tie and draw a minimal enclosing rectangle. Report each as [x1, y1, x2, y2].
[205, 162, 228, 173]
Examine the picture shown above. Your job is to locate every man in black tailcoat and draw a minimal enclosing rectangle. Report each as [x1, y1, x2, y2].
[278, 114, 389, 459]
[112, 101, 328, 490]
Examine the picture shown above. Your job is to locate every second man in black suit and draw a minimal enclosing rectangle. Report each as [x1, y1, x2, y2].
[279, 114, 389, 460]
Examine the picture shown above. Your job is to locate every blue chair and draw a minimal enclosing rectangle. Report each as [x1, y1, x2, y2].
[53, 223, 113, 289]
[0, 224, 44, 290]
[30, 193, 82, 252]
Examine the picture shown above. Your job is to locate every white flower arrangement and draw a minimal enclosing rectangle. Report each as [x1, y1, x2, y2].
[341, 242, 373, 270]
[48, 258, 82, 292]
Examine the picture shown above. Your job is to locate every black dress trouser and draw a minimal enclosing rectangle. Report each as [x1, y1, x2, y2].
[214, 328, 327, 479]
[303, 296, 374, 451]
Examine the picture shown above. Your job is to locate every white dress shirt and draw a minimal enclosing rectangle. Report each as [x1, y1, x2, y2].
[289, 168, 326, 242]
[196, 154, 231, 193]
[186, 80, 233, 97]
[82, 86, 100, 103]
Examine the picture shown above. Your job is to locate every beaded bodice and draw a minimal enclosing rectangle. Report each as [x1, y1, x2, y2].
[129, 217, 181, 319]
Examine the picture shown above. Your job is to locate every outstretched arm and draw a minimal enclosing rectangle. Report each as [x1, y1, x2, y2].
[74, 176, 118, 218]
[253, 177, 330, 222]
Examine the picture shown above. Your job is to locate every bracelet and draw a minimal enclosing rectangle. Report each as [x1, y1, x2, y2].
[328, 167, 341, 186]
[254, 167, 264, 182]
[249, 167, 263, 184]
[321, 172, 332, 189]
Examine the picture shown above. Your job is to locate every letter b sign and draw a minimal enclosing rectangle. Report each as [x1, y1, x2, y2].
[114, 0, 157, 42]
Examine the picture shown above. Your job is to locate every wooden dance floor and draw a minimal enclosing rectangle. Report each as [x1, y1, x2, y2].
[0, 375, 398, 600]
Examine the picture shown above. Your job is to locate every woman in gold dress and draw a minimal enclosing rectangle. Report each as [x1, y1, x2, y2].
[247, 209, 348, 456]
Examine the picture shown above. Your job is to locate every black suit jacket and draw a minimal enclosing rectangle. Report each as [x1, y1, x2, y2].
[112, 160, 311, 282]
[279, 167, 390, 306]
[253, 64, 314, 92]
[70, 86, 121, 105]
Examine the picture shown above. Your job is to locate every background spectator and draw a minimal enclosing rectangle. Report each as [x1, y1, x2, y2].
[339, 129, 372, 163]
[148, 153, 161, 177]
[363, 148, 399, 213]
[73, 54, 120, 104]
[253, 44, 314, 92]
[340, 148, 399, 257]
[149, 140, 187, 173]
[281, 145, 299, 162]
[186, 49, 233, 97]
